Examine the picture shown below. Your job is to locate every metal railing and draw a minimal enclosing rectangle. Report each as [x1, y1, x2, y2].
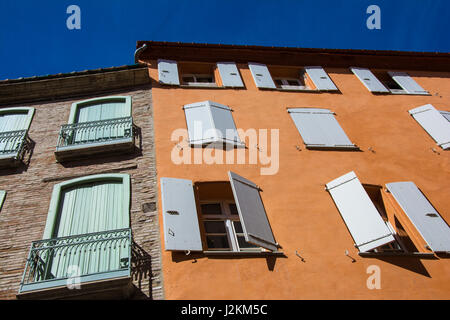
[0, 130, 29, 158]
[20, 228, 132, 293]
[56, 117, 134, 148]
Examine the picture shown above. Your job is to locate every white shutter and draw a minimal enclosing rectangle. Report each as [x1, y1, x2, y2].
[409, 104, 450, 149]
[326, 171, 395, 252]
[305, 66, 338, 91]
[350, 67, 389, 93]
[0, 190, 5, 211]
[439, 110, 450, 123]
[388, 71, 428, 95]
[209, 102, 243, 146]
[386, 182, 450, 252]
[160, 178, 203, 251]
[184, 101, 216, 146]
[248, 63, 276, 89]
[158, 59, 180, 85]
[228, 171, 278, 251]
[288, 108, 357, 149]
[184, 101, 243, 147]
[217, 62, 244, 88]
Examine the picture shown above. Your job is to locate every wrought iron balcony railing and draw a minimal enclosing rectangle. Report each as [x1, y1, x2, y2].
[0, 130, 32, 165]
[19, 228, 132, 293]
[56, 116, 135, 149]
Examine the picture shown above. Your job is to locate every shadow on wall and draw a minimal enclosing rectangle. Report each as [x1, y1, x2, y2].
[131, 241, 153, 299]
[170, 251, 287, 272]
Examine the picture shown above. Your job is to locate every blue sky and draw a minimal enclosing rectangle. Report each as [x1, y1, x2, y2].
[0, 0, 449, 80]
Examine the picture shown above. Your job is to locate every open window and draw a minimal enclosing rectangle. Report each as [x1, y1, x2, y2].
[157, 59, 244, 88]
[160, 172, 279, 254]
[326, 171, 449, 256]
[179, 62, 218, 87]
[369, 71, 429, 95]
[248, 63, 338, 91]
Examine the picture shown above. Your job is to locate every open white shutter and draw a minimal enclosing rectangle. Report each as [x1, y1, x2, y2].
[248, 63, 276, 89]
[409, 104, 450, 149]
[0, 191, 5, 211]
[439, 110, 450, 123]
[305, 66, 338, 91]
[386, 182, 450, 252]
[158, 59, 180, 85]
[217, 62, 244, 88]
[228, 171, 278, 251]
[209, 102, 243, 146]
[388, 71, 428, 95]
[160, 178, 202, 251]
[184, 101, 216, 146]
[350, 67, 389, 93]
[326, 171, 395, 252]
[288, 108, 357, 149]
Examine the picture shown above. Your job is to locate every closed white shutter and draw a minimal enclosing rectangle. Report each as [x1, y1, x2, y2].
[228, 171, 278, 251]
[350, 67, 389, 93]
[158, 59, 180, 85]
[217, 62, 244, 88]
[388, 71, 428, 95]
[326, 171, 395, 252]
[386, 182, 450, 252]
[305, 66, 338, 91]
[184, 101, 243, 147]
[248, 63, 276, 89]
[160, 178, 203, 251]
[288, 108, 357, 149]
[409, 104, 450, 149]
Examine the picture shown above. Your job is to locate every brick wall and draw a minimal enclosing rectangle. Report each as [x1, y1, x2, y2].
[0, 84, 164, 299]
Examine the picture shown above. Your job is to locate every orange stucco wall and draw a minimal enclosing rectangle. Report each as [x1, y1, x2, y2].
[148, 60, 450, 299]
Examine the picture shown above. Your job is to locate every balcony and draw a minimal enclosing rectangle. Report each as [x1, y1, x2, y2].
[0, 130, 32, 168]
[54, 116, 136, 161]
[18, 228, 132, 299]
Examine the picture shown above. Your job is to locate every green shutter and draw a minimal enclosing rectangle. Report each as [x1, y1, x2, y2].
[0, 191, 6, 211]
[74, 99, 130, 143]
[0, 112, 29, 132]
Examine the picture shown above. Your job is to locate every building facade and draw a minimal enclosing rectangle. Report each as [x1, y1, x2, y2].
[137, 41, 450, 299]
[0, 65, 164, 299]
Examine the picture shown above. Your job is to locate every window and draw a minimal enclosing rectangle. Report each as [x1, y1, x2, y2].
[179, 62, 217, 87]
[0, 107, 34, 167]
[201, 200, 258, 252]
[288, 108, 358, 150]
[55, 96, 135, 160]
[20, 174, 132, 294]
[248, 63, 338, 91]
[183, 100, 244, 148]
[350, 67, 390, 93]
[326, 171, 450, 255]
[158, 60, 244, 88]
[160, 172, 279, 254]
[409, 104, 450, 150]
[370, 71, 429, 95]
[182, 74, 216, 86]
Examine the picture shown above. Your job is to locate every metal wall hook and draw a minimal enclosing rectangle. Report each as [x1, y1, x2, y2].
[368, 147, 376, 153]
[431, 147, 440, 155]
[295, 250, 305, 262]
[295, 145, 302, 151]
[345, 250, 356, 263]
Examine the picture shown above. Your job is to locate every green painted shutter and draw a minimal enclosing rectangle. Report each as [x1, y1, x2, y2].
[50, 180, 128, 278]
[0, 191, 6, 211]
[0, 112, 28, 153]
[75, 100, 129, 143]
